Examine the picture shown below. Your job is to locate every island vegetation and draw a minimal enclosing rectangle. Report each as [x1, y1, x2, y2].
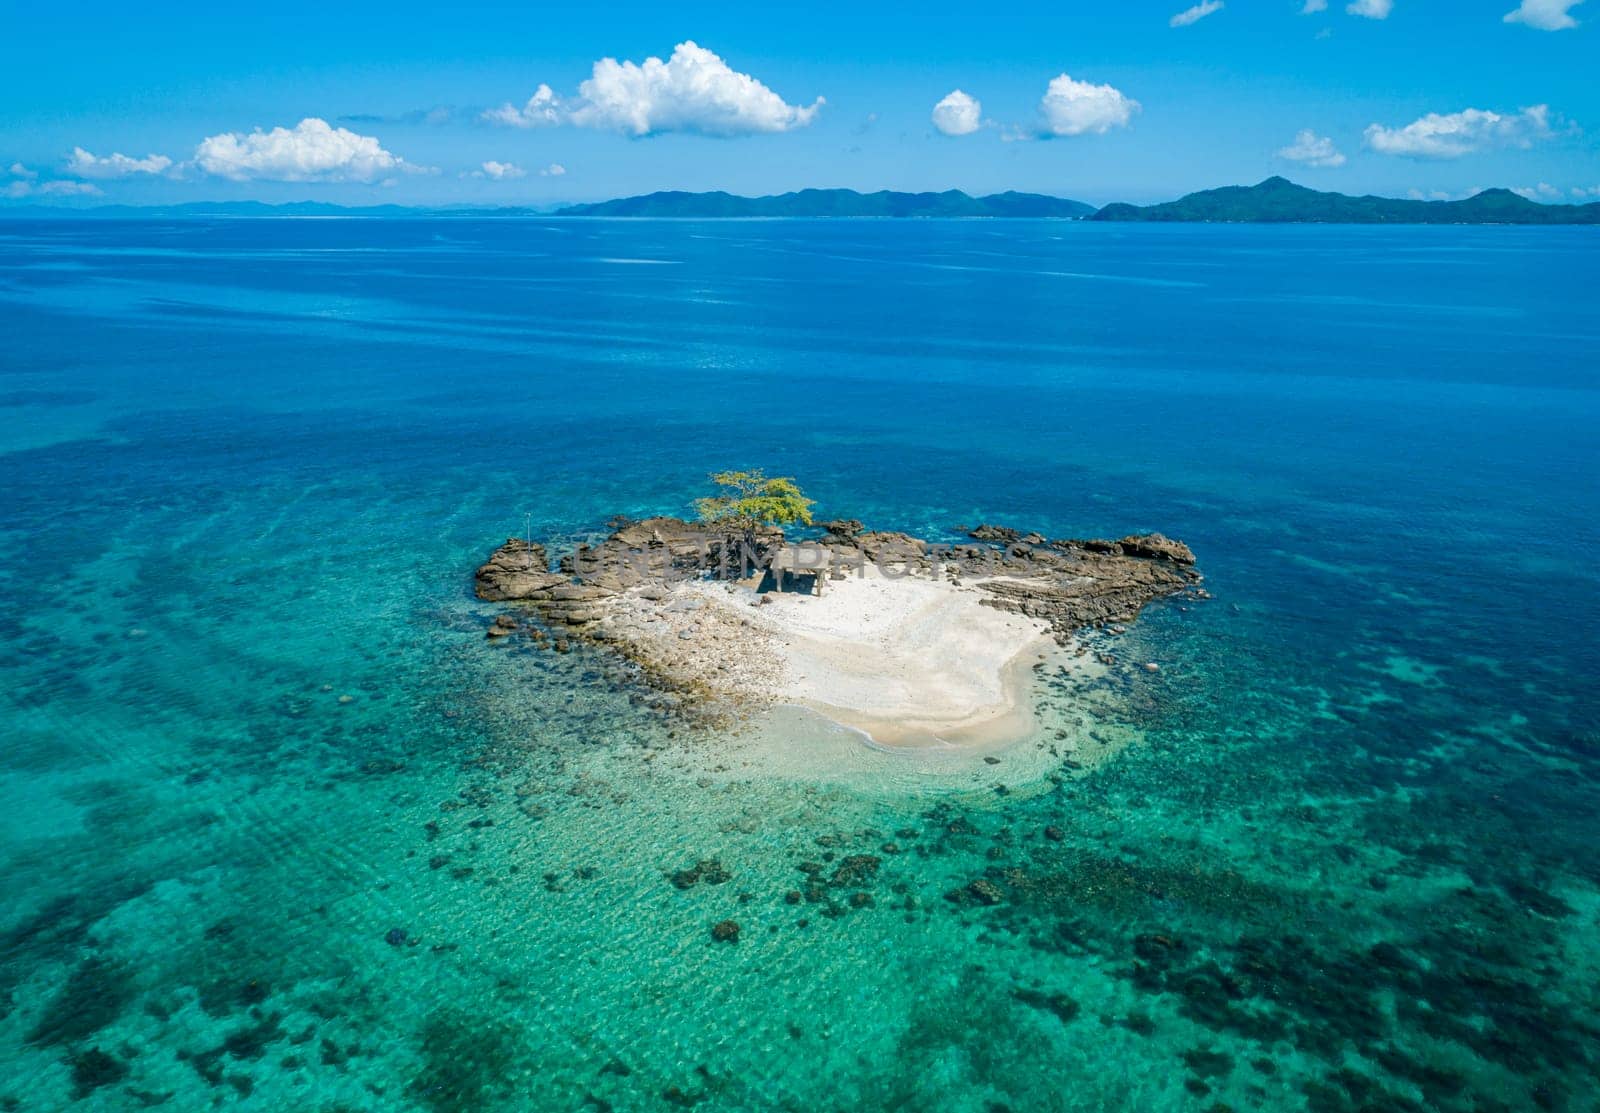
[1091, 176, 1600, 225]
[694, 470, 816, 575]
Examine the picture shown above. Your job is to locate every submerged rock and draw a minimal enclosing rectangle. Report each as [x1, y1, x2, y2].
[827, 855, 881, 888]
[947, 878, 1006, 907]
[710, 920, 740, 943]
[70, 1048, 129, 1098]
[1011, 988, 1081, 1024]
[670, 859, 731, 890]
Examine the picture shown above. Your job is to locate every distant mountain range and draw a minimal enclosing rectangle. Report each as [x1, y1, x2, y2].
[554, 188, 1096, 218]
[1091, 176, 1600, 225]
[5, 179, 1599, 224]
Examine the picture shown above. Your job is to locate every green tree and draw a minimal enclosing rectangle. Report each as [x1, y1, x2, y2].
[695, 470, 815, 574]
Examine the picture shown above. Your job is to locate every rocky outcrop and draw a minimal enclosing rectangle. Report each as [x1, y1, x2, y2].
[967, 536, 1196, 631]
[473, 539, 564, 602]
[818, 519, 864, 541]
[474, 518, 778, 623]
[475, 516, 1201, 646]
[1071, 533, 1196, 565]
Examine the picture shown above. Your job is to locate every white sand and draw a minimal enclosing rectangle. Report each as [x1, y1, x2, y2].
[674, 566, 1055, 749]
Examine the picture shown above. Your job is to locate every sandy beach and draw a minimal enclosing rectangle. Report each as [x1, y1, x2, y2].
[585, 564, 1060, 750]
[476, 516, 1199, 759]
[672, 567, 1055, 747]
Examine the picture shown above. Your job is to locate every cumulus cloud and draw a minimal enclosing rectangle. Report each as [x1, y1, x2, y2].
[573, 41, 823, 136]
[194, 118, 424, 182]
[478, 160, 527, 180]
[66, 147, 173, 179]
[1034, 74, 1140, 138]
[1572, 185, 1600, 198]
[1504, 0, 1584, 29]
[1364, 105, 1555, 159]
[1347, 0, 1393, 17]
[486, 42, 823, 138]
[1171, 1, 1224, 26]
[483, 85, 564, 129]
[1512, 182, 1563, 200]
[931, 90, 982, 136]
[464, 159, 565, 180]
[10, 162, 38, 180]
[1302, 0, 1329, 11]
[1278, 129, 1347, 167]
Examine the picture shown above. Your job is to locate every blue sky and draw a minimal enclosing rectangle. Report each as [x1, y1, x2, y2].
[2, 0, 1596, 207]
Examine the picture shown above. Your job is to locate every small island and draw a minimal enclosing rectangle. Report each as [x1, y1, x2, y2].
[1091, 176, 1600, 225]
[476, 474, 1202, 752]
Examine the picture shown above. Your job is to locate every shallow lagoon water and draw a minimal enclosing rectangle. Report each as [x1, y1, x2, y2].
[0, 218, 1597, 1111]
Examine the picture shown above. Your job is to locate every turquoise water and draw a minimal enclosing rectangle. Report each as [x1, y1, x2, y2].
[1, 217, 1597, 1111]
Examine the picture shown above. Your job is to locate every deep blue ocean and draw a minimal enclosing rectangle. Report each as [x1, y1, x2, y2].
[0, 217, 1596, 1111]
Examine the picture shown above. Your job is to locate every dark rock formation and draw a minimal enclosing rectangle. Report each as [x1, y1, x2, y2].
[966, 878, 1005, 906]
[1113, 533, 1196, 565]
[670, 859, 731, 890]
[828, 855, 882, 888]
[474, 516, 1200, 655]
[473, 538, 563, 602]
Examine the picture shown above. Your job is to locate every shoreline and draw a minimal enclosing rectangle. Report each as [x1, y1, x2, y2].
[669, 565, 1062, 751]
[473, 516, 1201, 761]
[795, 632, 1054, 751]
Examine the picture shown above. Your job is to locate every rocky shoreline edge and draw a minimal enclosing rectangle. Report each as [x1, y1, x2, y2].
[472, 517, 1204, 732]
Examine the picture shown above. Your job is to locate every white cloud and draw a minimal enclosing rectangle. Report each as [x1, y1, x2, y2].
[194, 118, 423, 182]
[482, 84, 564, 129]
[1171, 0, 1224, 26]
[1278, 129, 1347, 167]
[1504, 0, 1584, 29]
[1302, 0, 1329, 11]
[1035, 74, 1140, 138]
[572, 41, 823, 136]
[4, 179, 104, 199]
[9, 162, 37, 180]
[1364, 105, 1555, 159]
[487, 42, 823, 138]
[931, 90, 982, 136]
[1512, 182, 1563, 200]
[1347, 0, 1393, 17]
[464, 159, 565, 180]
[66, 147, 173, 179]
[1406, 187, 1472, 201]
[479, 160, 526, 180]
[1572, 185, 1600, 198]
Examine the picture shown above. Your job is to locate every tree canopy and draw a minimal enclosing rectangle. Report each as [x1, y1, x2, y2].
[695, 470, 815, 534]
